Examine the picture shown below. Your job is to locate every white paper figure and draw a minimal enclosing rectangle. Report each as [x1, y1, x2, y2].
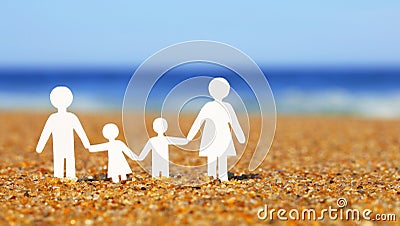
[89, 123, 137, 183]
[187, 78, 245, 181]
[137, 118, 188, 178]
[36, 86, 90, 179]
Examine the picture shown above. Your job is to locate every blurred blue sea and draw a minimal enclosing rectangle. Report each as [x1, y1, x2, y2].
[1, 65, 400, 118]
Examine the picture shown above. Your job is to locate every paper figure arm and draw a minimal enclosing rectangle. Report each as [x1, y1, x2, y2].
[227, 104, 245, 143]
[36, 117, 53, 153]
[72, 114, 90, 148]
[137, 140, 152, 161]
[187, 107, 206, 141]
[119, 141, 138, 160]
[167, 137, 188, 145]
[88, 143, 109, 152]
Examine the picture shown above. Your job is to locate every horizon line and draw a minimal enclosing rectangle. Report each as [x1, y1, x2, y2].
[1, 62, 400, 70]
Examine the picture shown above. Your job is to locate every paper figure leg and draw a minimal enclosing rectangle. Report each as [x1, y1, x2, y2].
[218, 155, 228, 181]
[207, 156, 217, 178]
[152, 162, 160, 178]
[152, 168, 161, 178]
[152, 167, 169, 178]
[160, 164, 169, 178]
[65, 156, 76, 179]
[112, 176, 119, 183]
[152, 156, 169, 178]
[53, 156, 64, 178]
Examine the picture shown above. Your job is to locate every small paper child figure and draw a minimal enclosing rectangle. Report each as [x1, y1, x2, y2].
[137, 117, 188, 178]
[36, 86, 90, 179]
[89, 123, 137, 183]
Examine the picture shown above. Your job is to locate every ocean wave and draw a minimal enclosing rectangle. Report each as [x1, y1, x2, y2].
[276, 89, 400, 118]
[0, 92, 120, 112]
[2, 89, 400, 118]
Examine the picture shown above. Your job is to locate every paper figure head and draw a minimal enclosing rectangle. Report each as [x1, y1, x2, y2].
[209, 77, 230, 100]
[50, 86, 73, 109]
[102, 123, 119, 140]
[153, 117, 168, 134]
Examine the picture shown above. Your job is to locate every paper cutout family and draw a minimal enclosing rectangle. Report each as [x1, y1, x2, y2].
[36, 78, 245, 182]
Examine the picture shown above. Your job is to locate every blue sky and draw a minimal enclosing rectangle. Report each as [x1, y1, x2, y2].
[1, 1, 399, 66]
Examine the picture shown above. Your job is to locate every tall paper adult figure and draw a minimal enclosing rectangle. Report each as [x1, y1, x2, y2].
[187, 78, 245, 181]
[36, 86, 90, 179]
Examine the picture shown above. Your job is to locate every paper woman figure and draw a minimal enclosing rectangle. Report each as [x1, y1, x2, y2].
[89, 123, 137, 183]
[187, 78, 245, 181]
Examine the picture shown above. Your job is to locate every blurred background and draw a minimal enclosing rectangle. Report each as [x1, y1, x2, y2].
[1, 1, 400, 118]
